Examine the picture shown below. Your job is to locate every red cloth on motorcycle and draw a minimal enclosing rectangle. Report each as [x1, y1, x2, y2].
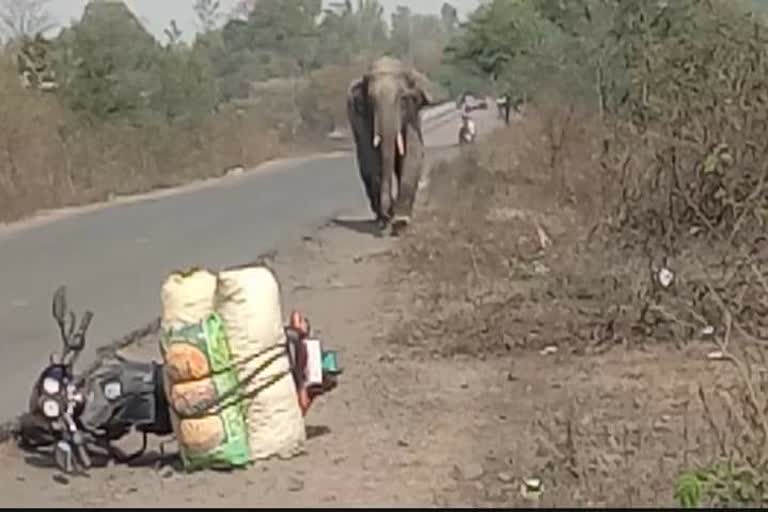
[288, 311, 314, 416]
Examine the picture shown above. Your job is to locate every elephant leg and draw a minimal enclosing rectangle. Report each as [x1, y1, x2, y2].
[348, 108, 383, 221]
[392, 152, 404, 209]
[353, 135, 381, 218]
[391, 125, 425, 227]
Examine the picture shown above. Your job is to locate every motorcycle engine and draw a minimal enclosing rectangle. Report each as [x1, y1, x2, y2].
[78, 359, 169, 438]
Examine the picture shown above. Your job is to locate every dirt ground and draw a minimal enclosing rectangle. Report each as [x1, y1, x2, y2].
[0, 113, 738, 507]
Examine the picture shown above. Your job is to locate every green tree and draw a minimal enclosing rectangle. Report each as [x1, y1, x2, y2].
[389, 6, 414, 59]
[163, 19, 184, 47]
[152, 44, 218, 121]
[315, 0, 388, 65]
[440, 0, 635, 109]
[221, 0, 322, 73]
[315, 0, 356, 65]
[54, 1, 160, 119]
[350, 0, 388, 57]
[388, 7, 450, 73]
[444, 0, 549, 82]
[193, 0, 222, 33]
[440, 2, 459, 34]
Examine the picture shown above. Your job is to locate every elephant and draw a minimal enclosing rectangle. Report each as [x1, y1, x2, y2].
[346, 56, 433, 233]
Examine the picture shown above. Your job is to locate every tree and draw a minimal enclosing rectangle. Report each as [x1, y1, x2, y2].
[152, 44, 219, 121]
[163, 19, 183, 47]
[388, 7, 450, 73]
[389, 6, 413, 60]
[444, 0, 548, 82]
[316, 1, 355, 65]
[0, 0, 54, 40]
[349, 0, 387, 57]
[54, 1, 160, 119]
[221, 0, 323, 72]
[440, 2, 459, 33]
[193, 0, 222, 33]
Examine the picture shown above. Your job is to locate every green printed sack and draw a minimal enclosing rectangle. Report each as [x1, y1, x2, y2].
[160, 313, 251, 471]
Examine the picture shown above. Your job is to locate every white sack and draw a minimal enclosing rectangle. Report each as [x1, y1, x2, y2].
[216, 265, 306, 460]
[161, 268, 218, 329]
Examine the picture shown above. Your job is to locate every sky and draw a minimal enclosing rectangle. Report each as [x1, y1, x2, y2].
[47, 0, 482, 41]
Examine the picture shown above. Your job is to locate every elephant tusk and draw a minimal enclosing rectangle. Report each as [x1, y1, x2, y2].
[373, 134, 382, 147]
[397, 132, 405, 156]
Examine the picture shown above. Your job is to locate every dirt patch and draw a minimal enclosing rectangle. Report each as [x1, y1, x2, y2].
[376, 345, 738, 508]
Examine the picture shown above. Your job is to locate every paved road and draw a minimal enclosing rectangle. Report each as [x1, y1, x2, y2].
[0, 104, 497, 416]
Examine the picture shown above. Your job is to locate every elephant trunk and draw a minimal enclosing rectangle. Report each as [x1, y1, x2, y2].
[372, 98, 404, 221]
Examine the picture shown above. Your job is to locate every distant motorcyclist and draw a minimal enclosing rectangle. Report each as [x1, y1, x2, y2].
[496, 96, 508, 121]
[501, 93, 512, 126]
[458, 112, 477, 145]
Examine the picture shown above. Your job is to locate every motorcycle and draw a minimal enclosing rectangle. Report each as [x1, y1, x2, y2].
[458, 114, 477, 145]
[17, 286, 173, 474]
[16, 286, 342, 475]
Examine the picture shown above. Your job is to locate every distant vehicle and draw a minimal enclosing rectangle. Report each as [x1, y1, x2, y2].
[458, 113, 477, 145]
[457, 91, 488, 112]
[456, 91, 475, 108]
[469, 97, 488, 111]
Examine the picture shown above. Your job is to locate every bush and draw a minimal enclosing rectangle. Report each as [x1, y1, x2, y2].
[396, 0, 768, 505]
[0, 53, 283, 223]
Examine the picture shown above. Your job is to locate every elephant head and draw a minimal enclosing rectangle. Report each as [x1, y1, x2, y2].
[347, 57, 433, 225]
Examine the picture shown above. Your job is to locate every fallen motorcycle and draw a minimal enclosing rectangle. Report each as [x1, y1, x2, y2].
[16, 286, 341, 474]
[17, 286, 173, 474]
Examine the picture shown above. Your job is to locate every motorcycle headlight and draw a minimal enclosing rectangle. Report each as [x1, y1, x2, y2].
[41, 398, 61, 419]
[42, 376, 61, 395]
[103, 381, 122, 401]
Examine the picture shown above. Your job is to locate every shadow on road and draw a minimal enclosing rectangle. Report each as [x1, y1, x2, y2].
[331, 217, 382, 237]
[306, 425, 332, 440]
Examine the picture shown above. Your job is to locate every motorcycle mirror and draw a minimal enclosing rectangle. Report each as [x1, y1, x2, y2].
[66, 311, 92, 352]
[52, 286, 68, 325]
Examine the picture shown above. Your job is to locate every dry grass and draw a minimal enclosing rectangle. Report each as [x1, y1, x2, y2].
[388, 89, 768, 506]
[0, 54, 346, 224]
[389, 99, 606, 357]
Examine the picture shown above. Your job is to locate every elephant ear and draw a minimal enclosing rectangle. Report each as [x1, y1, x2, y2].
[347, 77, 369, 116]
[406, 69, 436, 108]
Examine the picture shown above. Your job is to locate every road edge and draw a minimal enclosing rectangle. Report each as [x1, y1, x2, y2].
[0, 103, 458, 240]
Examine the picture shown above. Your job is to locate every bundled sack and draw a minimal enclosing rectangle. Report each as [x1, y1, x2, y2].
[160, 268, 250, 470]
[217, 265, 306, 460]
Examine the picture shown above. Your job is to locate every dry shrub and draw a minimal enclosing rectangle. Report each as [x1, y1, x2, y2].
[430, 0, 768, 357]
[673, 327, 768, 507]
[0, 54, 288, 224]
[390, 97, 605, 356]
[389, 1, 768, 505]
[569, 0, 768, 350]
